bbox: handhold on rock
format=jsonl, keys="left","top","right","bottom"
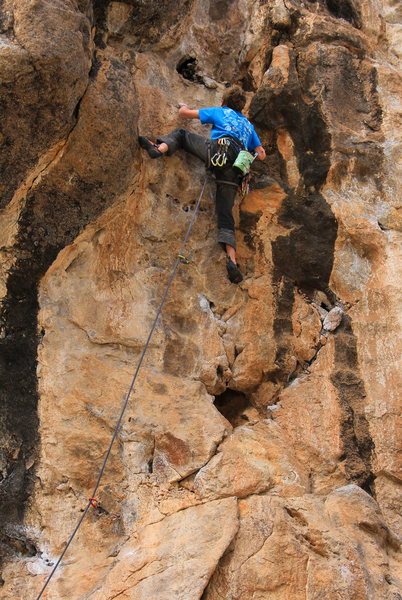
{"left": 323, "top": 306, "right": 343, "bottom": 332}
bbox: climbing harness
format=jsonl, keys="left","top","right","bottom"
{"left": 210, "top": 136, "right": 255, "bottom": 194}
{"left": 215, "top": 173, "right": 252, "bottom": 200}
{"left": 34, "top": 175, "right": 211, "bottom": 600}
{"left": 215, "top": 179, "right": 239, "bottom": 187}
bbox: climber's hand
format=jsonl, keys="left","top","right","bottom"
{"left": 255, "top": 145, "right": 266, "bottom": 160}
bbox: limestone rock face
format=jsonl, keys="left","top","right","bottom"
{"left": 204, "top": 487, "right": 400, "bottom": 600}
{"left": 0, "top": 0, "right": 401, "bottom": 599}
{"left": 92, "top": 498, "right": 239, "bottom": 600}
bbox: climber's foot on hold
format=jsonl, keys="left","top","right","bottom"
{"left": 226, "top": 258, "right": 243, "bottom": 284}
{"left": 138, "top": 136, "right": 162, "bottom": 158}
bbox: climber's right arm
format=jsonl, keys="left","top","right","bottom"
{"left": 178, "top": 103, "right": 200, "bottom": 119}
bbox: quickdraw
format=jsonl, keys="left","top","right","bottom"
{"left": 210, "top": 137, "right": 231, "bottom": 167}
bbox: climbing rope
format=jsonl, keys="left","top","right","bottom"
{"left": 34, "top": 174, "right": 210, "bottom": 600}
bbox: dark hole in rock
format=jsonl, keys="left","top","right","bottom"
{"left": 360, "top": 473, "right": 376, "bottom": 498}
{"left": 176, "top": 56, "right": 203, "bottom": 84}
{"left": 147, "top": 459, "right": 153, "bottom": 474}
{"left": 239, "top": 71, "right": 256, "bottom": 92}
{"left": 4, "top": 534, "right": 37, "bottom": 557}
{"left": 325, "top": 0, "right": 361, "bottom": 27}
{"left": 214, "top": 389, "right": 252, "bottom": 427}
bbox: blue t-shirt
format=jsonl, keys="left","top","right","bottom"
{"left": 199, "top": 106, "right": 261, "bottom": 152}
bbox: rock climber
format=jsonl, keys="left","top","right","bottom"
{"left": 138, "top": 85, "right": 266, "bottom": 283}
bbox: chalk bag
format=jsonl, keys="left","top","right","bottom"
{"left": 233, "top": 150, "right": 256, "bottom": 174}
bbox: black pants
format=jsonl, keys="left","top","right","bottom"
{"left": 158, "top": 128, "right": 242, "bottom": 249}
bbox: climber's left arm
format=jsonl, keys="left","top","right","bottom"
{"left": 178, "top": 103, "right": 200, "bottom": 119}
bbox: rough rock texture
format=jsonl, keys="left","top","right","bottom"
{"left": 0, "top": 0, "right": 401, "bottom": 598}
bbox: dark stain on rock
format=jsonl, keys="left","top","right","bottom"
{"left": 0, "top": 177, "right": 114, "bottom": 563}
{"left": 157, "top": 432, "right": 191, "bottom": 467}
{"left": 250, "top": 49, "right": 337, "bottom": 286}
{"left": 272, "top": 278, "right": 295, "bottom": 377}
{"left": 94, "top": 0, "right": 194, "bottom": 50}
{"left": 151, "top": 382, "right": 168, "bottom": 395}
{"left": 163, "top": 336, "right": 198, "bottom": 377}
{"left": 331, "top": 316, "right": 375, "bottom": 493}
{"left": 209, "top": 0, "right": 236, "bottom": 22}
{"left": 0, "top": 52, "right": 140, "bottom": 562}
{"left": 239, "top": 210, "right": 261, "bottom": 250}
{"left": 168, "top": 314, "right": 198, "bottom": 335}
{"left": 272, "top": 191, "right": 338, "bottom": 290}
{"left": 0, "top": 5, "right": 92, "bottom": 209}
{"left": 248, "top": 48, "right": 337, "bottom": 384}
{"left": 93, "top": 0, "right": 111, "bottom": 48}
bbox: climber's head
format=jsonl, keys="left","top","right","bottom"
{"left": 221, "top": 85, "right": 246, "bottom": 113}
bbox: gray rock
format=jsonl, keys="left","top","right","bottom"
{"left": 323, "top": 306, "right": 344, "bottom": 332}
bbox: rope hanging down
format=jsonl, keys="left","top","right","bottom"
{"left": 35, "top": 175, "right": 210, "bottom": 600}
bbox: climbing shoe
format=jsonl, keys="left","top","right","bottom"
{"left": 138, "top": 136, "right": 163, "bottom": 158}
{"left": 226, "top": 258, "right": 243, "bottom": 284}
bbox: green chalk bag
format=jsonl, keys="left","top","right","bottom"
{"left": 233, "top": 150, "right": 256, "bottom": 175}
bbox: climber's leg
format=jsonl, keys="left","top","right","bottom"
{"left": 156, "top": 129, "right": 209, "bottom": 162}
{"left": 215, "top": 180, "right": 237, "bottom": 252}
{"left": 226, "top": 244, "right": 236, "bottom": 263}
{"left": 139, "top": 129, "right": 209, "bottom": 162}
{"left": 157, "top": 128, "right": 208, "bottom": 162}
{"left": 226, "top": 256, "right": 243, "bottom": 284}
{"left": 215, "top": 178, "right": 243, "bottom": 283}
{"left": 138, "top": 136, "right": 165, "bottom": 158}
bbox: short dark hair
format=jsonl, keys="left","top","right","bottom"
{"left": 222, "top": 86, "right": 246, "bottom": 112}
